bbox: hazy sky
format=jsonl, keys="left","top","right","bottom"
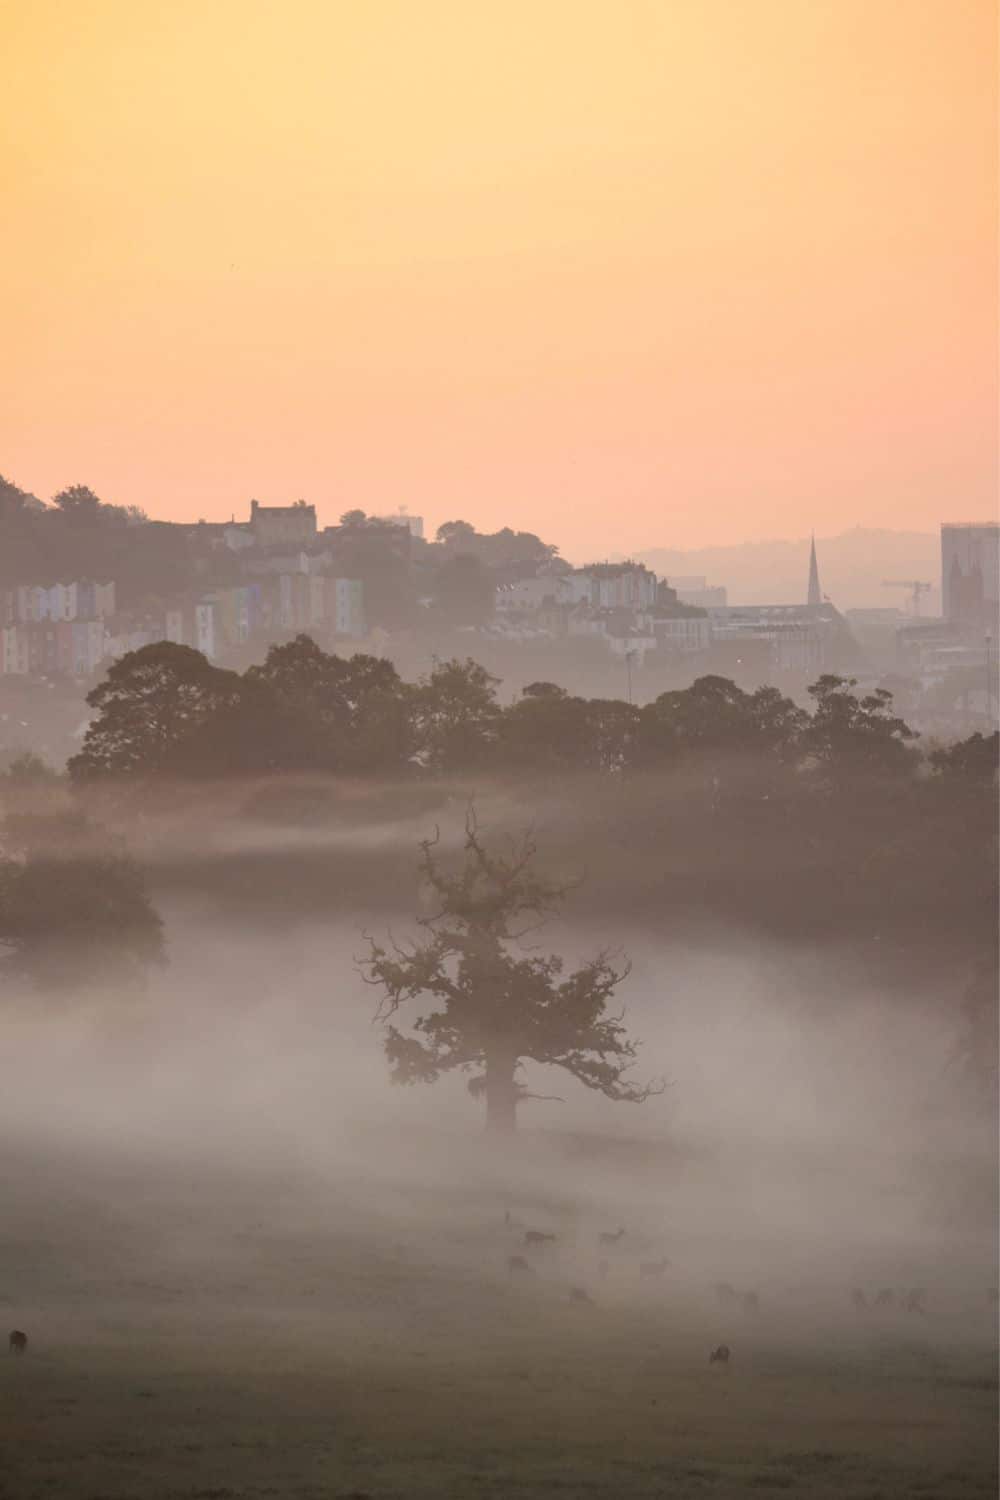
{"left": 2, "top": 0, "right": 996, "bottom": 556}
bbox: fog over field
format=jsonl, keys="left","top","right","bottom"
{"left": 1, "top": 778, "right": 995, "bottom": 1498}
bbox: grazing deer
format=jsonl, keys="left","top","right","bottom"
{"left": 874, "top": 1288, "right": 895, "bottom": 1308}
{"left": 507, "top": 1254, "right": 533, "bottom": 1275}
{"left": 709, "top": 1344, "right": 730, "bottom": 1365}
{"left": 903, "top": 1287, "right": 926, "bottom": 1315}
{"left": 742, "top": 1291, "right": 759, "bottom": 1313}
{"left": 569, "top": 1285, "right": 593, "bottom": 1304}
{"left": 639, "top": 1258, "right": 670, "bottom": 1278}
{"left": 8, "top": 1331, "right": 27, "bottom": 1355}
{"left": 524, "top": 1230, "right": 556, "bottom": 1248}
{"left": 599, "top": 1228, "right": 626, "bottom": 1247}
{"left": 851, "top": 1288, "right": 868, "bottom": 1312}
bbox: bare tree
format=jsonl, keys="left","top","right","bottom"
{"left": 361, "top": 811, "right": 662, "bottom": 1133}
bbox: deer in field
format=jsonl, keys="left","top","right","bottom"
{"left": 639, "top": 1257, "right": 670, "bottom": 1278}
{"left": 8, "top": 1331, "right": 27, "bottom": 1355}
{"left": 851, "top": 1288, "right": 868, "bottom": 1312}
{"left": 903, "top": 1287, "right": 926, "bottom": 1315}
{"left": 709, "top": 1344, "right": 730, "bottom": 1365}
{"left": 599, "top": 1228, "right": 626, "bottom": 1247}
{"left": 524, "top": 1230, "right": 557, "bottom": 1248}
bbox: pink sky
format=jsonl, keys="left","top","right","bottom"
{"left": 2, "top": 0, "right": 996, "bottom": 556}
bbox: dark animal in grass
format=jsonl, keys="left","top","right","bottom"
{"left": 639, "top": 1258, "right": 670, "bottom": 1278}
{"left": 903, "top": 1287, "right": 926, "bottom": 1314}
{"left": 709, "top": 1344, "right": 730, "bottom": 1365}
{"left": 599, "top": 1228, "right": 626, "bottom": 1246}
{"left": 524, "top": 1230, "right": 556, "bottom": 1248}
{"left": 8, "top": 1331, "right": 27, "bottom": 1355}
{"left": 851, "top": 1288, "right": 868, "bottom": 1312}
{"left": 569, "top": 1285, "right": 593, "bottom": 1304}
{"left": 507, "top": 1255, "right": 534, "bottom": 1275}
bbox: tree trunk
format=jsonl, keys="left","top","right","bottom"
{"left": 484, "top": 1050, "right": 518, "bottom": 1134}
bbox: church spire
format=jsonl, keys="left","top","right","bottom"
{"left": 807, "top": 533, "right": 822, "bottom": 607}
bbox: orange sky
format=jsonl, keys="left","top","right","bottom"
{"left": 1, "top": 0, "right": 996, "bottom": 556}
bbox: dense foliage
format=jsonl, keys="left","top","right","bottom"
{"left": 362, "top": 814, "right": 662, "bottom": 1131}
{"left": 69, "top": 635, "right": 986, "bottom": 787}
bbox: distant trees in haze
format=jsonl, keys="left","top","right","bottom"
{"left": 0, "top": 793, "right": 164, "bottom": 993}
{"left": 62, "top": 639, "right": 996, "bottom": 1012}
{"left": 68, "top": 643, "right": 242, "bottom": 779}
{"left": 362, "top": 813, "right": 661, "bottom": 1132}
{"left": 68, "top": 635, "right": 994, "bottom": 791}
{"left": 0, "top": 474, "right": 192, "bottom": 602}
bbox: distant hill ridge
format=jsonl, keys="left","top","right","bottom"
{"left": 633, "top": 527, "right": 941, "bottom": 612}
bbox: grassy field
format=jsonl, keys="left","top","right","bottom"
{"left": 0, "top": 1135, "right": 995, "bottom": 1500}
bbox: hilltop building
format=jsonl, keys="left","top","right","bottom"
{"left": 249, "top": 499, "right": 317, "bottom": 548}
{"left": 375, "top": 508, "right": 424, "bottom": 539}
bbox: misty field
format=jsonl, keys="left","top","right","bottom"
{"left": 0, "top": 780, "right": 996, "bottom": 1498}
{"left": 1, "top": 1124, "right": 995, "bottom": 1500}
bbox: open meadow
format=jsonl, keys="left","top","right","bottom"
{"left": 1, "top": 1117, "right": 995, "bottom": 1500}
{"left": 0, "top": 781, "right": 996, "bottom": 1498}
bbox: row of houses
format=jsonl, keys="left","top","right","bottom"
{"left": 0, "top": 574, "right": 366, "bottom": 680}
{"left": 2, "top": 581, "right": 117, "bottom": 625}
{"left": 164, "top": 576, "right": 364, "bottom": 658}
{"left": 494, "top": 559, "right": 852, "bottom": 677}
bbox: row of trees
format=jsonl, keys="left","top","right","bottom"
{"left": 67, "top": 635, "right": 998, "bottom": 785}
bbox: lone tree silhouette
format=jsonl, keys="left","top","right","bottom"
{"left": 361, "top": 811, "right": 662, "bottom": 1133}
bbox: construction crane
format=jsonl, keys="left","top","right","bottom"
{"left": 882, "top": 579, "right": 933, "bottom": 616}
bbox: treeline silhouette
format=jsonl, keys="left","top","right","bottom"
{"left": 67, "top": 634, "right": 998, "bottom": 784}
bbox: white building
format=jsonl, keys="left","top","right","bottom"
{"left": 0, "top": 626, "right": 29, "bottom": 675}
{"left": 644, "top": 615, "right": 712, "bottom": 653}
{"left": 47, "top": 582, "right": 79, "bottom": 620}
{"left": 70, "top": 620, "right": 105, "bottom": 676}
{"left": 195, "top": 601, "right": 217, "bottom": 659}
{"left": 330, "top": 577, "right": 365, "bottom": 637}
{"left": 565, "top": 562, "right": 659, "bottom": 611}
{"left": 495, "top": 577, "right": 567, "bottom": 613}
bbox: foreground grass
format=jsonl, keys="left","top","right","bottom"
{"left": 0, "top": 1141, "right": 995, "bottom": 1500}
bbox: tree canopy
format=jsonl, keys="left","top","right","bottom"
{"left": 361, "top": 813, "right": 661, "bottom": 1131}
